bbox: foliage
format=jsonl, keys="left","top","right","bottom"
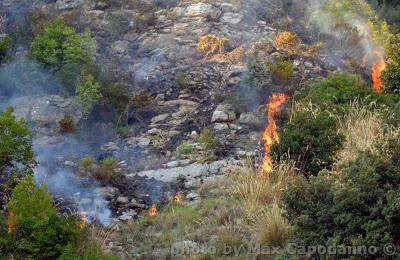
{"left": 59, "top": 114, "right": 77, "bottom": 134}
{"left": 0, "top": 36, "right": 12, "bottom": 62}
{"left": 177, "top": 141, "right": 195, "bottom": 155}
{"left": 76, "top": 72, "right": 102, "bottom": 116}
{"left": 274, "top": 31, "right": 301, "bottom": 55}
{"left": 32, "top": 20, "right": 97, "bottom": 92}
{"left": 283, "top": 138, "right": 400, "bottom": 258}
{"left": 197, "top": 34, "right": 228, "bottom": 56}
{"left": 199, "top": 127, "right": 217, "bottom": 151}
{"left": 78, "top": 156, "right": 96, "bottom": 175}
{"left": 298, "top": 73, "right": 400, "bottom": 121}
{"left": 245, "top": 59, "right": 271, "bottom": 90}
{"left": 102, "top": 83, "right": 131, "bottom": 115}
{"left": 272, "top": 111, "right": 345, "bottom": 176}
{"left": 269, "top": 57, "right": 293, "bottom": 86}
{"left": 1, "top": 176, "right": 81, "bottom": 259}
{"left": 95, "top": 157, "right": 120, "bottom": 183}
{"left": 0, "top": 108, "right": 36, "bottom": 174}
{"left": 176, "top": 73, "right": 191, "bottom": 88}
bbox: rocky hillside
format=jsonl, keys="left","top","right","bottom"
{"left": 2, "top": 0, "right": 395, "bottom": 258}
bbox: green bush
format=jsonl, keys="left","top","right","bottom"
{"left": 299, "top": 73, "right": 400, "bottom": 122}
{"left": 177, "top": 141, "right": 195, "bottom": 155}
{"left": 199, "top": 127, "right": 217, "bottom": 151}
{"left": 269, "top": 57, "right": 293, "bottom": 86}
{"left": 76, "top": 72, "right": 102, "bottom": 116}
{"left": 245, "top": 59, "right": 271, "bottom": 90}
{"left": 0, "top": 108, "right": 36, "bottom": 175}
{"left": 95, "top": 157, "right": 120, "bottom": 183}
{"left": 0, "top": 36, "right": 12, "bottom": 62}
{"left": 0, "top": 176, "right": 81, "bottom": 259}
{"left": 32, "top": 20, "right": 97, "bottom": 92}
{"left": 78, "top": 156, "right": 96, "bottom": 175}
{"left": 283, "top": 138, "right": 400, "bottom": 258}
{"left": 272, "top": 111, "right": 345, "bottom": 176}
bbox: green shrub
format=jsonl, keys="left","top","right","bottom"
{"left": 283, "top": 138, "right": 400, "bottom": 258}
{"left": 0, "top": 108, "right": 36, "bottom": 175}
{"left": 176, "top": 73, "right": 191, "bottom": 88}
{"left": 245, "top": 59, "right": 271, "bottom": 90}
{"left": 177, "top": 141, "right": 195, "bottom": 155}
{"left": 199, "top": 127, "right": 217, "bottom": 151}
{"left": 272, "top": 111, "right": 345, "bottom": 176}
{"left": 0, "top": 36, "right": 12, "bottom": 61}
{"left": 95, "top": 157, "right": 120, "bottom": 183}
{"left": 269, "top": 57, "right": 293, "bottom": 86}
{"left": 299, "top": 73, "right": 400, "bottom": 122}
{"left": 76, "top": 72, "right": 102, "bottom": 116}
{"left": 78, "top": 156, "right": 96, "bottom": 175}
{"left": 59, "top": 114, "right": 77, "bottom": 134}
{"left": 32, "top": 20, "right": 97, "bottom": 92}
{"left": 102, "top": 83, "right": 130, "bottom": 114}
{"left": 1, "top": 176, "right": 81, "bottom": 259}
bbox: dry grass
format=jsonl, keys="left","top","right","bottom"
{"left": 229, "top": 161, "right": 297, "bottom": 219}
{"left": 249, "top": 203, "right": 291, "bottom": 247}
{"left": 336, "top": 101, "right": 398, "bottom": 164}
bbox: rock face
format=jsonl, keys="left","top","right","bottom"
{"left": 8, "top": 95, "right": 83, "bottom": 135}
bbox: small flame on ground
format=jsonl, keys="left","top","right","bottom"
{"left": 8, "top": 210, "right": 15, "bottom": 234}
{"left": 80, "top": 211, "right": 87, "bottom": 229}
{"left": 174, "top": 192, "right": 183, "bottom": 204}
{"left": 262, "top": 93, "right": 290, "bottom": 173}
{"left": 149, "top": 203, "right": 157, "bottom": 217}
{"left": 371, "top": 50, "right": 386, "bottom": 93}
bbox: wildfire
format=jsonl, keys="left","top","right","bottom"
{"left": 149, "top": 203, "right": 157, "bottom": 217}
{"left": 174, "top": 192, "right": 183, "bottom": 204}
{"left": 262, "top": 93, "right": 290, "bottom": 173}
{"left": 371, "top": 50, "right": 386, "bottom": 93}
{"left": 8, "top": 210, "right": 15, "bottom": 234}
{"left": 80, "top": 211, "right": 87, "bottom": 229}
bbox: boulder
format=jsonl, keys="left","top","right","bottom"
{"left": 185, "top": 3, "right": 221, "bottom": 20}
{"left": 239, "top": 112, "right": 262, "bottom": 128}
{"left": 211, "top": 104, "right": 236, "bottom": 123}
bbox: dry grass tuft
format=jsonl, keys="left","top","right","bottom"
{"left": 336, "top": 101, "right": 398, "bottom": 164}
{"left": 249, "top": 203, "right": 291, "bottom": 247}
{"left": 229, "top": 161, "right": 297, "bottom": 219}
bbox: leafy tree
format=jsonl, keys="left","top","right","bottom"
{"left": 272, "top": 111, "right": 345, "bottom": 176}
{"left": 76, "top": 72, "right": 102, "bottom": 116}
{"left": 1, "top": 176, "right": 81, "bottom": 259}
{"left": 0, "top": 36, "right": 12, "bottom": 62}
{"left": 0, "top": 108, "right": 36, "bottom": 175}
{"left": 32, "top": 20, "right": 97, "bottom": 93}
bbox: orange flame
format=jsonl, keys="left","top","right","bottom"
{"left": 8, "top": 210, "right": 15, "bottom": 234}
{"left": 371, "top": 50, "right": 386, "bottom": 93}
{"left": 174, "top": 192, "right": 183, "bottom": 204}
{"left": 80, "top": 211, "right": 87, "bottom": 229}
{"left": 262, "top": 93, "right": 290, "bottom": 173}
{"left": 149, "top": 203, "right": 157, "bottom": 217}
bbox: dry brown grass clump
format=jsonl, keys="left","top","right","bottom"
{"left": 229, "top": 161, "right": 297, "bottom": 219}
{"left": 336, "top": 101, "right": 398, "bottom": 164}
{"left": 249, "top": 203, "right": 291, "bottom": 247}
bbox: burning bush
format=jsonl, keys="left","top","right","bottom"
{"left": 1, "top": 176, "right": 81, "bottom": 258}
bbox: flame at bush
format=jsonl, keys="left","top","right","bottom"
{"left": 8, "top": 210, "right": 15, "bottom": 234}
{"left": 149, "top": 203, "right": 157, "bottom": 217}
{"left": 371, "top": 50, "right": 386, "bottom": 93}
{"left": 262, "top": 94, "right": 290, "bottom": 173}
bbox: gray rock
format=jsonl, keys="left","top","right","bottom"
{"left": 151, "top": 113, "right": 170, "bottom": 124}
{"left": 171, "top": 240, "right": 199, "bottom": 255}
{"left": 119, "top": 209, "right": 137, "bottom": 221}
{"left": 211, "top": 104, "right": 236, "bottom": 123}
{"left": 116, "top": 196, "right": 129, "bottom": 204}
{"left": 239, "top": 112, "right": 262, "bottom": 127}
{"left": 214, "top": 123, "right": 229, "bottom": 131}
{"left": 185, "top": 3, "right": 221, "bottom": 20}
